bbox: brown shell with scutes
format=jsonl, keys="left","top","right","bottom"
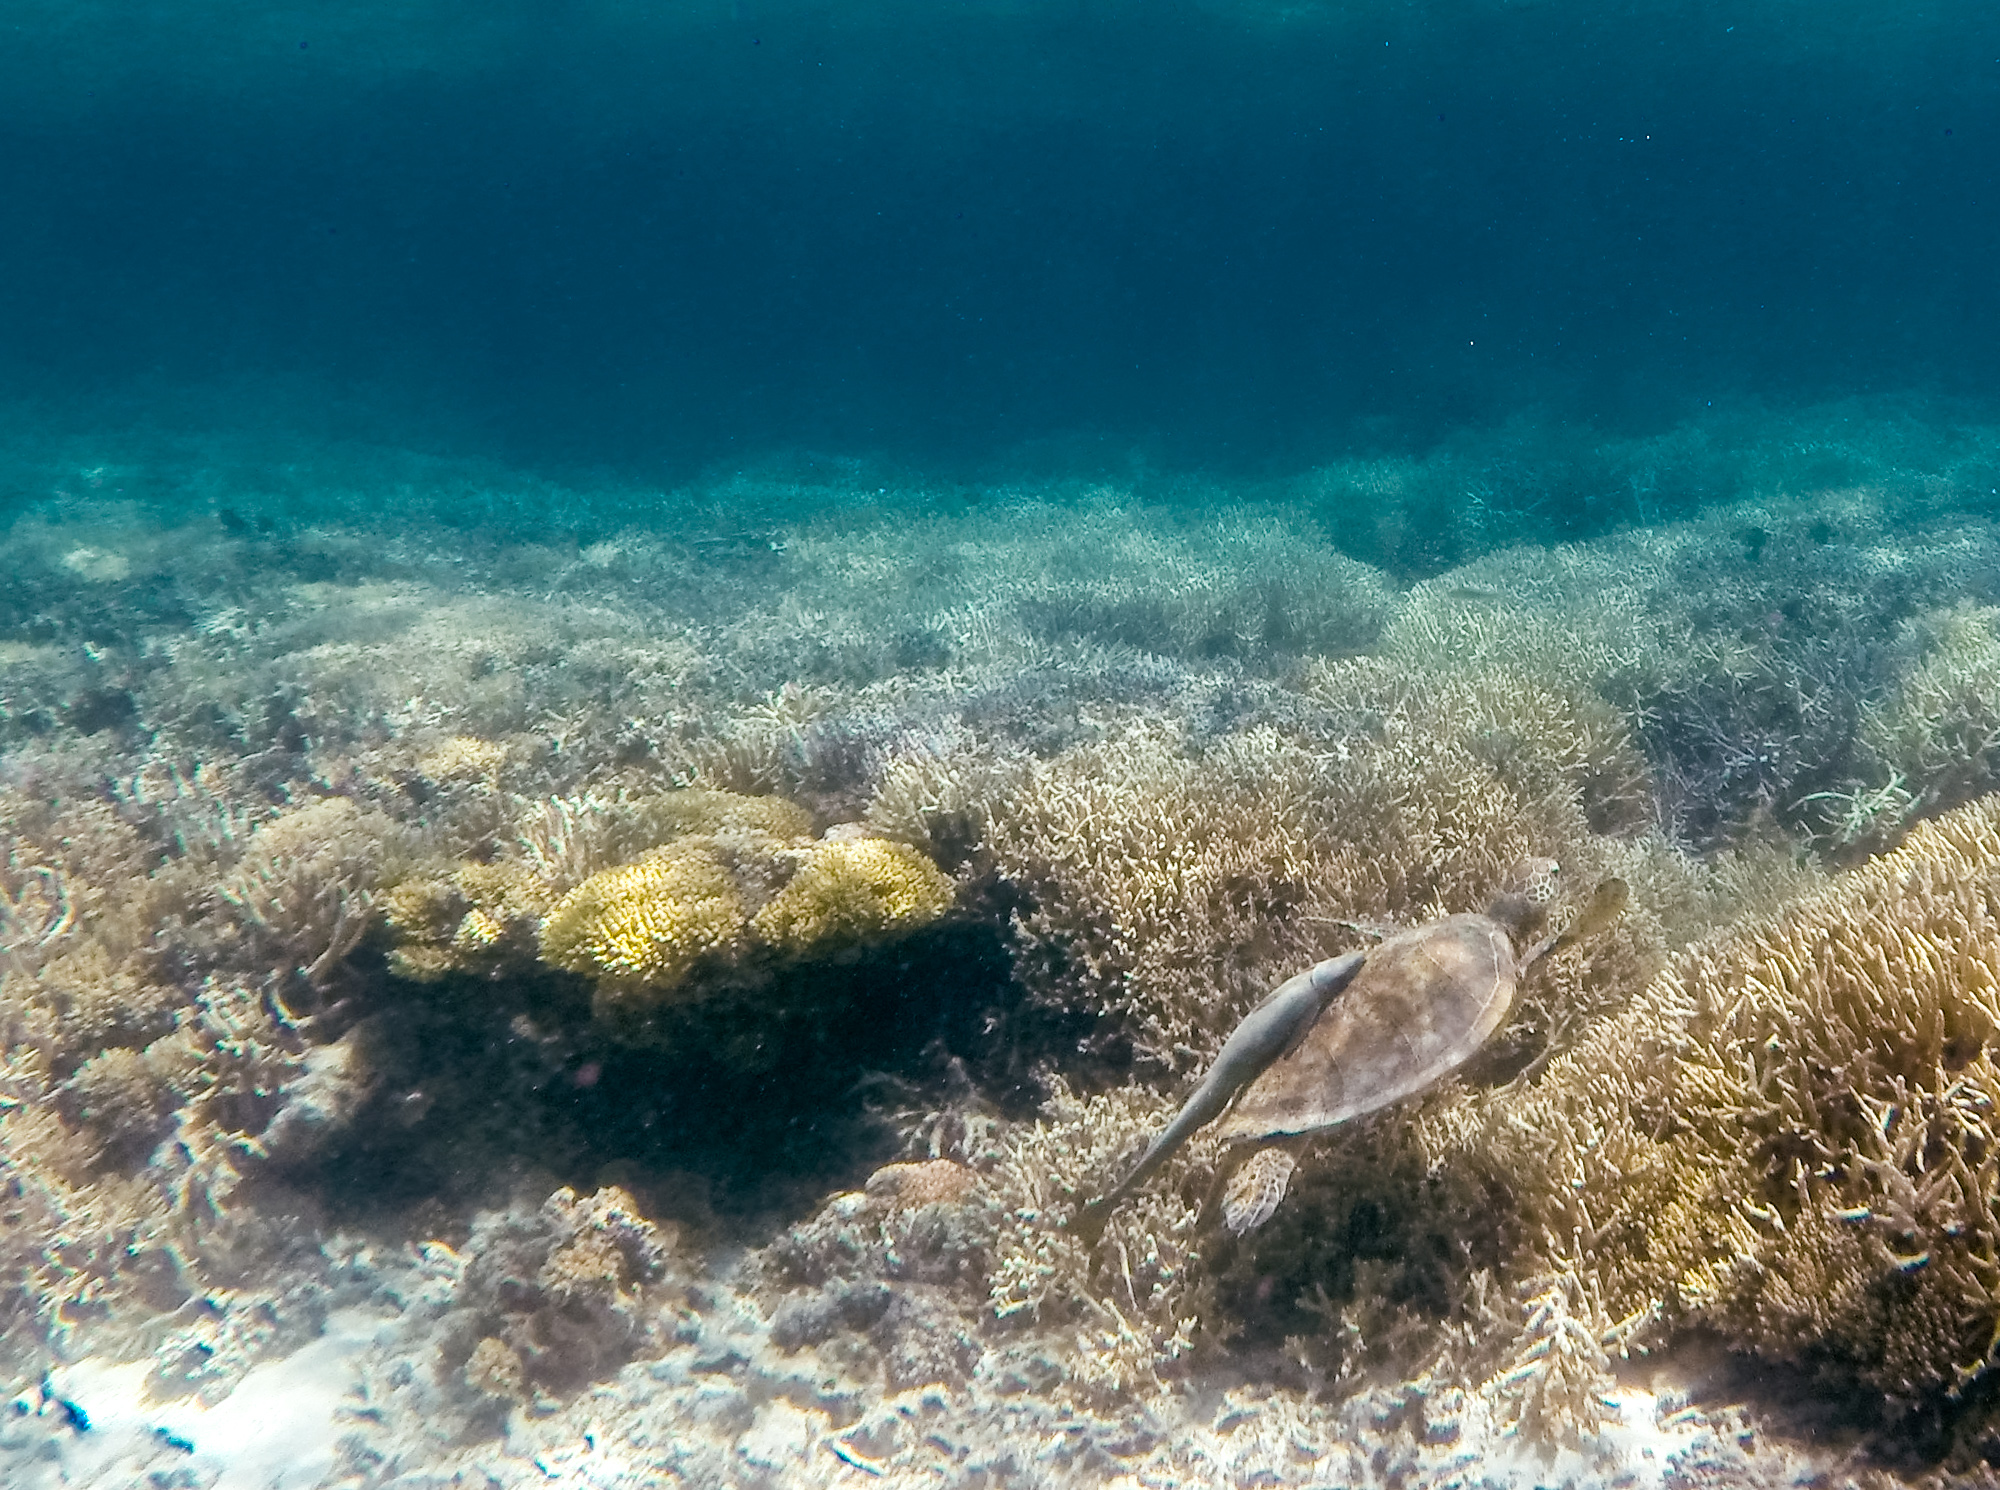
{"left": 1213, "top": 911, "right": 1519, "bottom": 1145}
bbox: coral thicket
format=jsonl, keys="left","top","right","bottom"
{"left": 381, "top": 783, "right": 953, "bottom": 1025}
{"left": 751, "top": 836, "right": 956, "bottom": 955}
{"left": 1445, "top": 791, "right": 2000, "bottom": 1401}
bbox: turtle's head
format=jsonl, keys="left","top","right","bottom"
{"left": 1486, "top": 857, "right": 1561, "bottom": 942}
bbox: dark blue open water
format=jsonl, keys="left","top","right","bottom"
{"left": 4, "top": 0, "right": 1995, "bottom": 485}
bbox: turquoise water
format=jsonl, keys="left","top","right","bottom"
{"left": 6, "top": 5, "right": 2000, "bottom": 1486}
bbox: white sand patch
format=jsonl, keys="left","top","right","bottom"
{"left": 1443, "top": 1383, "right": 1719, "bottom": 1490}
{"left": 59, "top": 546, "right": 130, "bottom": 582}
{"left": 24, "top": 1308, "right": 398, "bottom": 1490}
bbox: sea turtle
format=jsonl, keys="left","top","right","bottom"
{"left": 1211, "top": 862, "right": 1627, "bottom": 1233}
{"left": 1073, "top": 859, "right": 1627, "bottom": 1242}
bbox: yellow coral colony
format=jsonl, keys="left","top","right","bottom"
{"left": 751, "top": 837, "right": 956, "bottom": 954}
{"left": 539, "top": 840, "right": 748, "bottom": 993}
{"left": 389, "top": 785, "right": 954, "bottom": 1023}
{"left": 1453, "top": 791, "right": 2000, "bottom": 1399}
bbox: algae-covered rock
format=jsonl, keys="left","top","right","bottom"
{"left": 445, "top": 1185, "right": 681, "bottom": 1398}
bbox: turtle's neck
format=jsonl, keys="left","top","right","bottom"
{"left": 1484, "top": 891, "right": 1547, "bottom": 945}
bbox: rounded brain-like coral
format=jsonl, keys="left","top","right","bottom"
{"left": 538, "top": 839, "right": 748, "bottom": 992}
{"left": 864, "top": 1158, "right": 980, "bottom": 1211}
{"left": 751, "top": 837, "right": 955, "bottom": 955}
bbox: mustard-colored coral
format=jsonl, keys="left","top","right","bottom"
{"left": 383, "top": 788, "right": 816, "bottom": 984}
{"left": 750, "top": 837, "right": 955, "bottom": 955}
{"left": 383, "top": 861, "right": 555, "bottom": 980}
{"left": 538, "top": 839, "right": 748, "bottom": 992}
{"left": 385, "top": 791, "right": 954, "bottom": 1022}
{"left": 627, "top": 787, "right": 813, "bottom": 844}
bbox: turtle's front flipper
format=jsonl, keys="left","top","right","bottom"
{"left": 1070, "top": 951, "right": 1363, "bottom": 1244}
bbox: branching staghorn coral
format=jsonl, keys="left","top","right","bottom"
{"left": 737, "top": 497, "right": 1391, "bottom": 690}
{"left": 0, "top": 1107, "right": 180, "bottom": 1367}
{"left": 0, "top": 754, "right": 391, "bottom": 1379}
{"left": 981, "top": 1080, "right": 1212, "bottom": 1403}
{"left": 1482, "top": 1262, "right": 1622, "bottom": 1451}
{"left": 1399, "top": 790, "right": 2000, "bottom": 1415}
{"left": 983, "top": 669, "right": 1656, "bottom": 1078}
{"left": 0, "top": 862, "right": 75, "bottom": 978}
{"left": 513, "top": 792, "right": 621, "bottom": 893}
{"left": 1371, "top": 500, "right": 2000, "bottom": 856}
{"left": 106, "top": 757, "right": 275, "bottom": 867}
{"left": 0, "top": 1022, "right": 320, "bottom": 1385}
{"left": 862, "top": 744, "right": 1013, "bottom": 865}
{"left": 1862, "top": 603, "right": 2000, "bottom": 829}
{"left": 214, "top": 796, "right": 403, "bottom": 1008}
{"left": 1303, "top": 652, "right": 1655, "bottom": 839}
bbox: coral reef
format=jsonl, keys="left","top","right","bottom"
{"left": 11, "top": 409, "right": 2000, "bottom": 1483}
{"left": 1117, "top": 789, "right": 2000, "bottom": 1453}
{"left": 946, "top": 786, "right": 2000, "bottom": 1455}
{"left": 982, "top": 673, "right": 1660, "bottom": 1087}
{"left": 1445, "top": 792, "right": 2000, "bottom": 1401}
{"left": 980, "top": 1081, "right": 1213, "bottom": 1402}
{"left": 383, "top": 782, "right": 955, "bottom": 1032}
{"left": 540, "top": 839, "right": 750, "bottom": 995}
{"left": 1862, "top": 603, "right": 2000, "bottom": 832}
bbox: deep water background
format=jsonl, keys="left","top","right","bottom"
{"left": 2, "top": 0, "right": 1997, "bottom": 484}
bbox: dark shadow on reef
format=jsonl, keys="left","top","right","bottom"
{"left": 295, "top": 919, "right": 1058, "bottom": 1234}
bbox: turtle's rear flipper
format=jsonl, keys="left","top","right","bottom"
{"left": 1220, "top": 1147, "right": 1298, "bottom": 1236}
